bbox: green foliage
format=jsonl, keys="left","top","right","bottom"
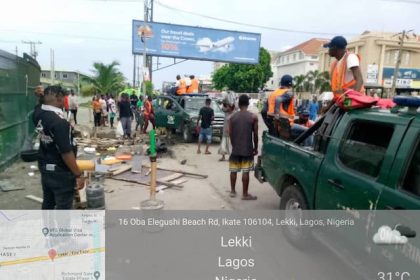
{"left": 80, "top": 84, "right": 97, "bottom": 97}
{"left": 140, "top": 81, "right": 154, "bottom": 97}
{"left": 84, "top": 61, "right": 126, "bottom": 94}
{"left": 293, "top": 70, "right": 331, "bottom": 93}
{"left": 212, "top": 48, "right": 273, "bottom": 93}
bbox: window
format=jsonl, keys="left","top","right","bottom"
{"left": 338, "top": 121, "right": 394, "bottom": 177}
{"left": 299, "top": 52, "right": 304, "bottom": 60}
{"left": 404, "top": 51, "right": 410, "bottom": 66}
{"left": 393, "top": 50, "right": 399, "bottom": 64}
{"left": 311, "top": 55, "right": 318, "bottom": 59}
{"left": 41, "top": 73, "right": 47, "bottom": 78}
{"left": 385, "top": 51, "right": 391, "bottom": 65}
{"left": 293, "top": 53, "right": 296, "bottom": 61}
{"left": 62, "top": 73, "right": 68, "bottom": 79}
{"left": 402, "top": 139, "right": 420, "bottom": 197}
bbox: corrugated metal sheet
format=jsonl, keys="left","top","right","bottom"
{"left": 0, "top": 50, "right": 40, "bottom": 170}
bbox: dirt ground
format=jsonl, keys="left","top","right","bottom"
{"left": 0, "top": 106, "right": 279, "bottom": 210}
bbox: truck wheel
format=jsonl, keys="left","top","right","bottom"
{"left": 279, "top": 184, "right": 310, "bottom": 249}
{"left": 182, "top": 124, "right": 193, "bottom": 143}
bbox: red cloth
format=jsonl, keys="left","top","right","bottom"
{"left": 374, "top": 98, "right": 396, "bottom": 109}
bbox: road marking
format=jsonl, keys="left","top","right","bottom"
{"left": 0, "top": 247, "right": 105, "bottom": 267}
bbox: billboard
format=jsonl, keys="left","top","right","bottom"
{"left": 132, "top": 20, "right": 261, "bottom": 64}
{"left": 383, "top": 67, "right": 420, "bottom": 89}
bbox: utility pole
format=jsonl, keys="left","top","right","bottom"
{"left": 22, "top": 40, "right": 42, "bottom": 59}
{"left": 390, "top": 29, "right": 416, "bottom": 96}
{"left": 142, "top": 0, "right": 149, "bottom": 97}
{"left": 50, "top": 49, "right": 55, "bottom": 85}
{"left": 133, "top": 55, "right": 137, "bottom": 87}
{"left": 144, "top": 0, "right": 154, "bottom": 82}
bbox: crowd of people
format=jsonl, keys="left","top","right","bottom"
{"left": 90, "top": 92, "right": 155, "bottom": 139}
{"left": 29, "top": 34, "right": 366, "bottom": 209}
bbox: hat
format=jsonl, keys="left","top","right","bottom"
{"left": 324, "top": 36, "right": 347, "bottom": 49}
{"left": 299, "top": 109, "right": 310, "bottom": 116}
{"left": 280, "top": 75, "right": 293, "bottom": 87}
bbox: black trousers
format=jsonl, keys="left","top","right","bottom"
{"left": 94, "top": 112, "right": 101, "bottom": 127}
{"left": 70, "top": 109, "right": 77, "bottom": 124}
{"left": 261, "top": 111, "right": 277, "bottom": 136}
{"left": 40, "top": 169, "right": 75, "bottom": 209}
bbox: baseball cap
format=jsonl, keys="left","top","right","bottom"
{"left": 323, "top": 36, "right": 347, "bottom": 49}
{"left": 280, "top": 74, "right": 293, "bottom": 87}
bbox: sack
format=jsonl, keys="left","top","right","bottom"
{"left": 116, "top": 121, "right": 124, "bottom": 137}
{"left": 336, "top": 89, "right": 377, "bottom": 111}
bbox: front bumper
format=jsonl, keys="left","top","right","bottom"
{"left": 254, "top": 156, "right": 265, "bottom": 183}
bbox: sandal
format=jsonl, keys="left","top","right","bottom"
{"left": 229, "top": 192, "right": 237, "bottom": 198}
{"left": 242, "top": 194, "right": 257, "bottom": 200}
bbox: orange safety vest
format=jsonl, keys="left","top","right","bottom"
{"left": 279, "top": 97, "right": 295, "bottom": 125}
{"left": 176, "top": 79, "right": 187, "bottom": 94}
{"left": 187, "top": 79, "right": 199, "bottom": 93}
{"left": 330, "top": 52, "right": 365, "bottom": 101}
{"left": 267, "top": 88, "right": 288, "bottom": 115}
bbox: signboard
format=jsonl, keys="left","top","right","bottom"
{"left": 382, "top": 67, "right": 420, "bottom": 88}
{"left": 366, "top": 64, "right": 378, "bottom": 84}
{"left": 132, "top": 20, "right": 261, "bottom": 64}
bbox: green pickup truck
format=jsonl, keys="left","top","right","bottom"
{"left": 256, "top": 97, "right": 420, "bottom": 278}
{"left": 256, "top": 96, "right": 420, "bottom": 210}
{"left": 154, "top": 94, "right": 225, "bottom": 142}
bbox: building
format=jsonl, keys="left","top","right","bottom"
{"left": 319, "top": 31, "right": 420, "bottom": 96}
{"left": 267, "top": 38, "right": 329, "bottom": 90}
{"left": 40, "top": 69, "right": 89, "bottom": 93}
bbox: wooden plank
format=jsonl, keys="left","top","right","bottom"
{"left": 142, "top": 164, "right": 208, "bottom": 178}
{"left": 112, "top": 165, "right": 132, "bottom": 176}
{"left": 26, "top": 195, "right": 43, "bottom": 204}
{"left": 159, "top": 173, "right": 183, "bottom": 182}
{"left": 171, "top": 178, "right": 188, "bottom": 185}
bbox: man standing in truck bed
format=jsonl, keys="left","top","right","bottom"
{"left": 229, "top": 94, "right": 259, "bottom": 200}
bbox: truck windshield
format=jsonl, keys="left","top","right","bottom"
{"left": 185, "top": 99, "right": 222, "bottom": 113}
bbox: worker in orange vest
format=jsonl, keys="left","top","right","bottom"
{"left": 323, "top": 36, "right": 365, "bottom": 112}
{"left": 175, "top": 75, "right": 187, "bottom": 95}
{"left": 262, "top": 75, "right": 293, "bottom": 136}
{"left": 187, "top": 75, "right": 199, "bottom": 93}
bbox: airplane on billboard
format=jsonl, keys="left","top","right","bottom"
{"left": 196, "top": 36, "right": 235, "bottom": 53}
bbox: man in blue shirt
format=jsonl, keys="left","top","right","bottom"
{"left": 309, "top": 96, "right": 319, "bottom": 121}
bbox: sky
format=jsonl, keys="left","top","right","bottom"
{"left": 0, "top": 0, "right": 419, "bottom": 90}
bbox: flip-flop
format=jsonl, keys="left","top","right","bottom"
{"left": 205, "top": 151, "right": 211, "bottom": 155}
{"left": 242, "top": 194, "right": 257, "bottom": 200}
{"left": 229, "top": 192, "right": 237, "bottom": 198}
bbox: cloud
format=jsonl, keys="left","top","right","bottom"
{"left": 373, "top": 225, "right": 408, "bottom": 245}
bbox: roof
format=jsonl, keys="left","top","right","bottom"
{"left": 285, "top": 38, "right": 329, "bottom": 55}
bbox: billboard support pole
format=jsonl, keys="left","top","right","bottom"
{"left": 142, "top": 0, "right": 149, "bottom": 96}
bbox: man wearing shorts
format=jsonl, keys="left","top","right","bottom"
{"left": 196, "top": 98, "right": 214, "bottom": 154}
{"left": 229, "top": 95, "right": 259, "bottom": 200}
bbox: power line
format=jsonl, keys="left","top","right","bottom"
{"left": 380, "top": 0, "right": 420, "bottom": 4}
{"left": 0, "top": 29, "right": 129, "bottom": 42}
{"left": 155, "top": 0, "right": 357, "bottom": 36}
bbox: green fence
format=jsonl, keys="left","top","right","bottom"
{"left": 0, "top": 51, "right": 40, "bottom": 170}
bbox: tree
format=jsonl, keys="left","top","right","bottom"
{"left": 84, "top": 61, "right": 126, "bottom": 94}
{"left": 212, "top": 48, "right": 273, "bottom": 93}
{"left": 293, "top": 70, "right": 331, "bottom": 94}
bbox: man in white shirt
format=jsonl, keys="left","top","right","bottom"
{"left": 68, "top": 90, "right": 79, "bottom": 124}
{"left": 323, "top": 36, "right": 364, "bottom": 111}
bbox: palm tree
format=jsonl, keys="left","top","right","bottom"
{"left": 293, "top": 74, "right": 306, "bottom": 92}
{"left": 305, "top": 70, "right": 331, "bottom": 94}
{"left": 85, "top": 61, "right": 125, "bottom": 94}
